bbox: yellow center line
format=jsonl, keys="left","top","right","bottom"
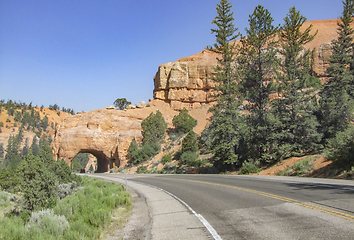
{"left": 171, "top": 178, "right": 354, "bottom": 222}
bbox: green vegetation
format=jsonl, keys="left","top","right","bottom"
{"left": 71, "top": 153, "right": 90, "bottom": 172}
{"left": 182, "top": 131, "right": 198, "bottom": 153}
{"left": 0, "top": 177, "right": 131, "bottom": 240}
{"left": 141, "top": 111, "right": 167, "bottom": 144}
{"left": 128, "top": 111, "right": 167, "bottom": 166}
{"left": 319, "top": 0, "right": 354, "bottom": 167}
{"left": 172, "top": 108, "right": 197, "bottom": 134}
{"left": 198, "top": 0, "right": 354, "bottom": 174}
{"left": 277, "top": 157, "right": 315, "bottom": 176}
{"left": 113, "top": 98, "right": 131, "bottom": 110}
{"left": 202, "top": 0, "right": 245, "bottom": 169}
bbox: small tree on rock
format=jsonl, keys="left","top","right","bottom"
{"left": 114, "top": 98, "right": 131, "bottom": 110}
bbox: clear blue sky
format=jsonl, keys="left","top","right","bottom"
{"left": 0, "top": 0, "right": 342, "bottom": 112}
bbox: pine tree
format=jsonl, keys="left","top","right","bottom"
{"left": 270, "top": 6, "right": 322, "bottom": 161}
{"left": 320, "top": 0, "right": 354, "bottom": 165}
{"left": 202, "top": 0, "right": 245, "bottom": 167}
{"left": 320, "top": 0, "right": 354, "bottom": 139}
{"left": 141, "top": 111, "right": 167, "bottom": 144}
{"left": 182, "top": 131, "right": 198, "bottom": 153}
{"left": 238, "top": 5, "right": 278, "bottom": 163}
{"left": 172, "top": 108, "right": 197, "bottom": 134}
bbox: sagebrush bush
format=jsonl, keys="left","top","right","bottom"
{"left": 56, "top": 181, "right": 81, "bottom": 200}
{"left": 26, "top": 209, "right": 69, "bottom": 238}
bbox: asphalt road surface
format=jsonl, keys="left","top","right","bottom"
{"left": 95, "top": 174, "right": 354, "bottom": 239}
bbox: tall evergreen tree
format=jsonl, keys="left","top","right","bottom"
{"left": 270, "top": 6, "right": 322, "bottom": 161}
{"left": 238, "top": 5, "right": 278, "bottom": 163}
{"left": 320, "top": 0, "right": 354, "bottom": 139}
{"left": 320, "top": 0, "right": 354, "bottom": 165}
{"left": 202, "top": 0, "right": 245, "bottom": 167}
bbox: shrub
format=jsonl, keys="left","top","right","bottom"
{"left": 277, "top": 157, "right": 315, "bottom": 176}
{"left": 172, "top": 108, "right": 197, "bottom": 134}
{"left": 182, "top": 131, "right": 198, "bottom": 153}
{"left": 17, "top": 153, "right": 57, "bottom": 211}
{"left": 240, "top": 160, "right": 259, "bottom": 175}
{"left": 26, "top": 209, "right": 69, "bottom": 238}
{"left": 0, "top": 168, "right": 19, "bottom": 192}
{"left": 161, "top": 152, "right": 173, "bottom": 165}
{"left": 326, "top": 126, "right": 354, "bottom": 166}
{"left": 180, "top": 151, "right": 200, "bottom": 167}
{"left": 50, "top": 159, "right": 81, "bottom": 185}
{"left": 56, "top": 181, "right": 81, "bottom": 200}
{"left": 129, "top": 142, "right": 160, "bottom": 165}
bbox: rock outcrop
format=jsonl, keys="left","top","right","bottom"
{"left": 154, "top": 49, "right": 218, "bottom": 110}
{"left": 52, "top": 19, "right": 348, "bottom": 171}
{"left": 51, "top": 100, "right": 186, "bottom": 172}
{"left": 153, "top": 19, "right": 345, "bottom": 110}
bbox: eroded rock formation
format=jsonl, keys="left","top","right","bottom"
{"left": 52, "top": 109, "right": 144, "bottom": 172}
{"left": 153, "top": 19, "right": 344, "bottom": 110}
{"left": 51, "top": 101, "right": 182, "bottom": 172}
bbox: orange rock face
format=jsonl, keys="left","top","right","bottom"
{"left": 153, "top": 19, "right": 347, "bottom": 110}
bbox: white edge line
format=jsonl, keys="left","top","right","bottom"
{"left": 133, "top": 180, "right": 223, "bottom": 240}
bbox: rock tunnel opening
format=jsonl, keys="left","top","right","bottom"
{"left": 73, "top": 149, "right": 118, "bottom": 173}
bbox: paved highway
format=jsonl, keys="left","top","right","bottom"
{"left": 94, "top": 174, "right": 354, "bottom": 239}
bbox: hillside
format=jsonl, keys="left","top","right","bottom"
{"left": 0, "top": 100, "right": 72, "bottom": 161}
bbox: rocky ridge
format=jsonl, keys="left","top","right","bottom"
{"left": 153, "top": 19, "right": 342, "bottom": 110}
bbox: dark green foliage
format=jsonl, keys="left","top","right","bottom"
{"left": 239, "top": 160, "right": 259, "bottom": 175}
{"left": 326, "top": 126, "right": 354, "bottom": 165}
{"left": 141, "top": 111, "right": 167, "bottom": 144}
{"left": 129, "top": 142, "right": 160, "bottom": 165}
{"left": 39, "top": 141, "right": 54, "bottom": 166}
{"left": 71, "top": 153, "right": 89, "bottom": 172}
{"left": 30, "top": 136, "right": 40, "bottom": 157}
{"left": 182, "top": 131, "right": 198, "bottom": 153}
{"left": 128, "top": 138, "right": 138, "bottom": 159}
{"left": 172, "top": 108, "right": 197, "bottom": 134}
{"left": 17, "top": 153, "right": 57, "bottom": 211}
{"left": 0, "top": 167, "right": 19, "bottom": 191}
{"left": 180, "top": 151, "right": 201, "bottom": 167}
{"left": 0, "top": 143, "right": 4, "bottom": 159}
{"left": 202, "top": 0, "right": 245, "bottom": 168}
{"left": 48, "top": 103, "right": 60, "bottom": 111}
{"left": 268, "top": 7, "right": 322, "bottom": 161}
{"left": 71, "top": 158, "right": 83, "bottom": 172}
{"left": 50, "top": 159, "right": 81, "bottom": 184}
{"left": 161, "top": 152, "right": 173, "bottom": 165}
{"left": 113, "top": 98, "right": 131, "bottom": 110}
{"left": 320, "top": 0, "right": 354, "bottom": 140}
{"left": 238, "top": 5, "right": 278, "bottom": 163}
{"left": 3, "top": 130, "right": 24, "bottom": 169}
